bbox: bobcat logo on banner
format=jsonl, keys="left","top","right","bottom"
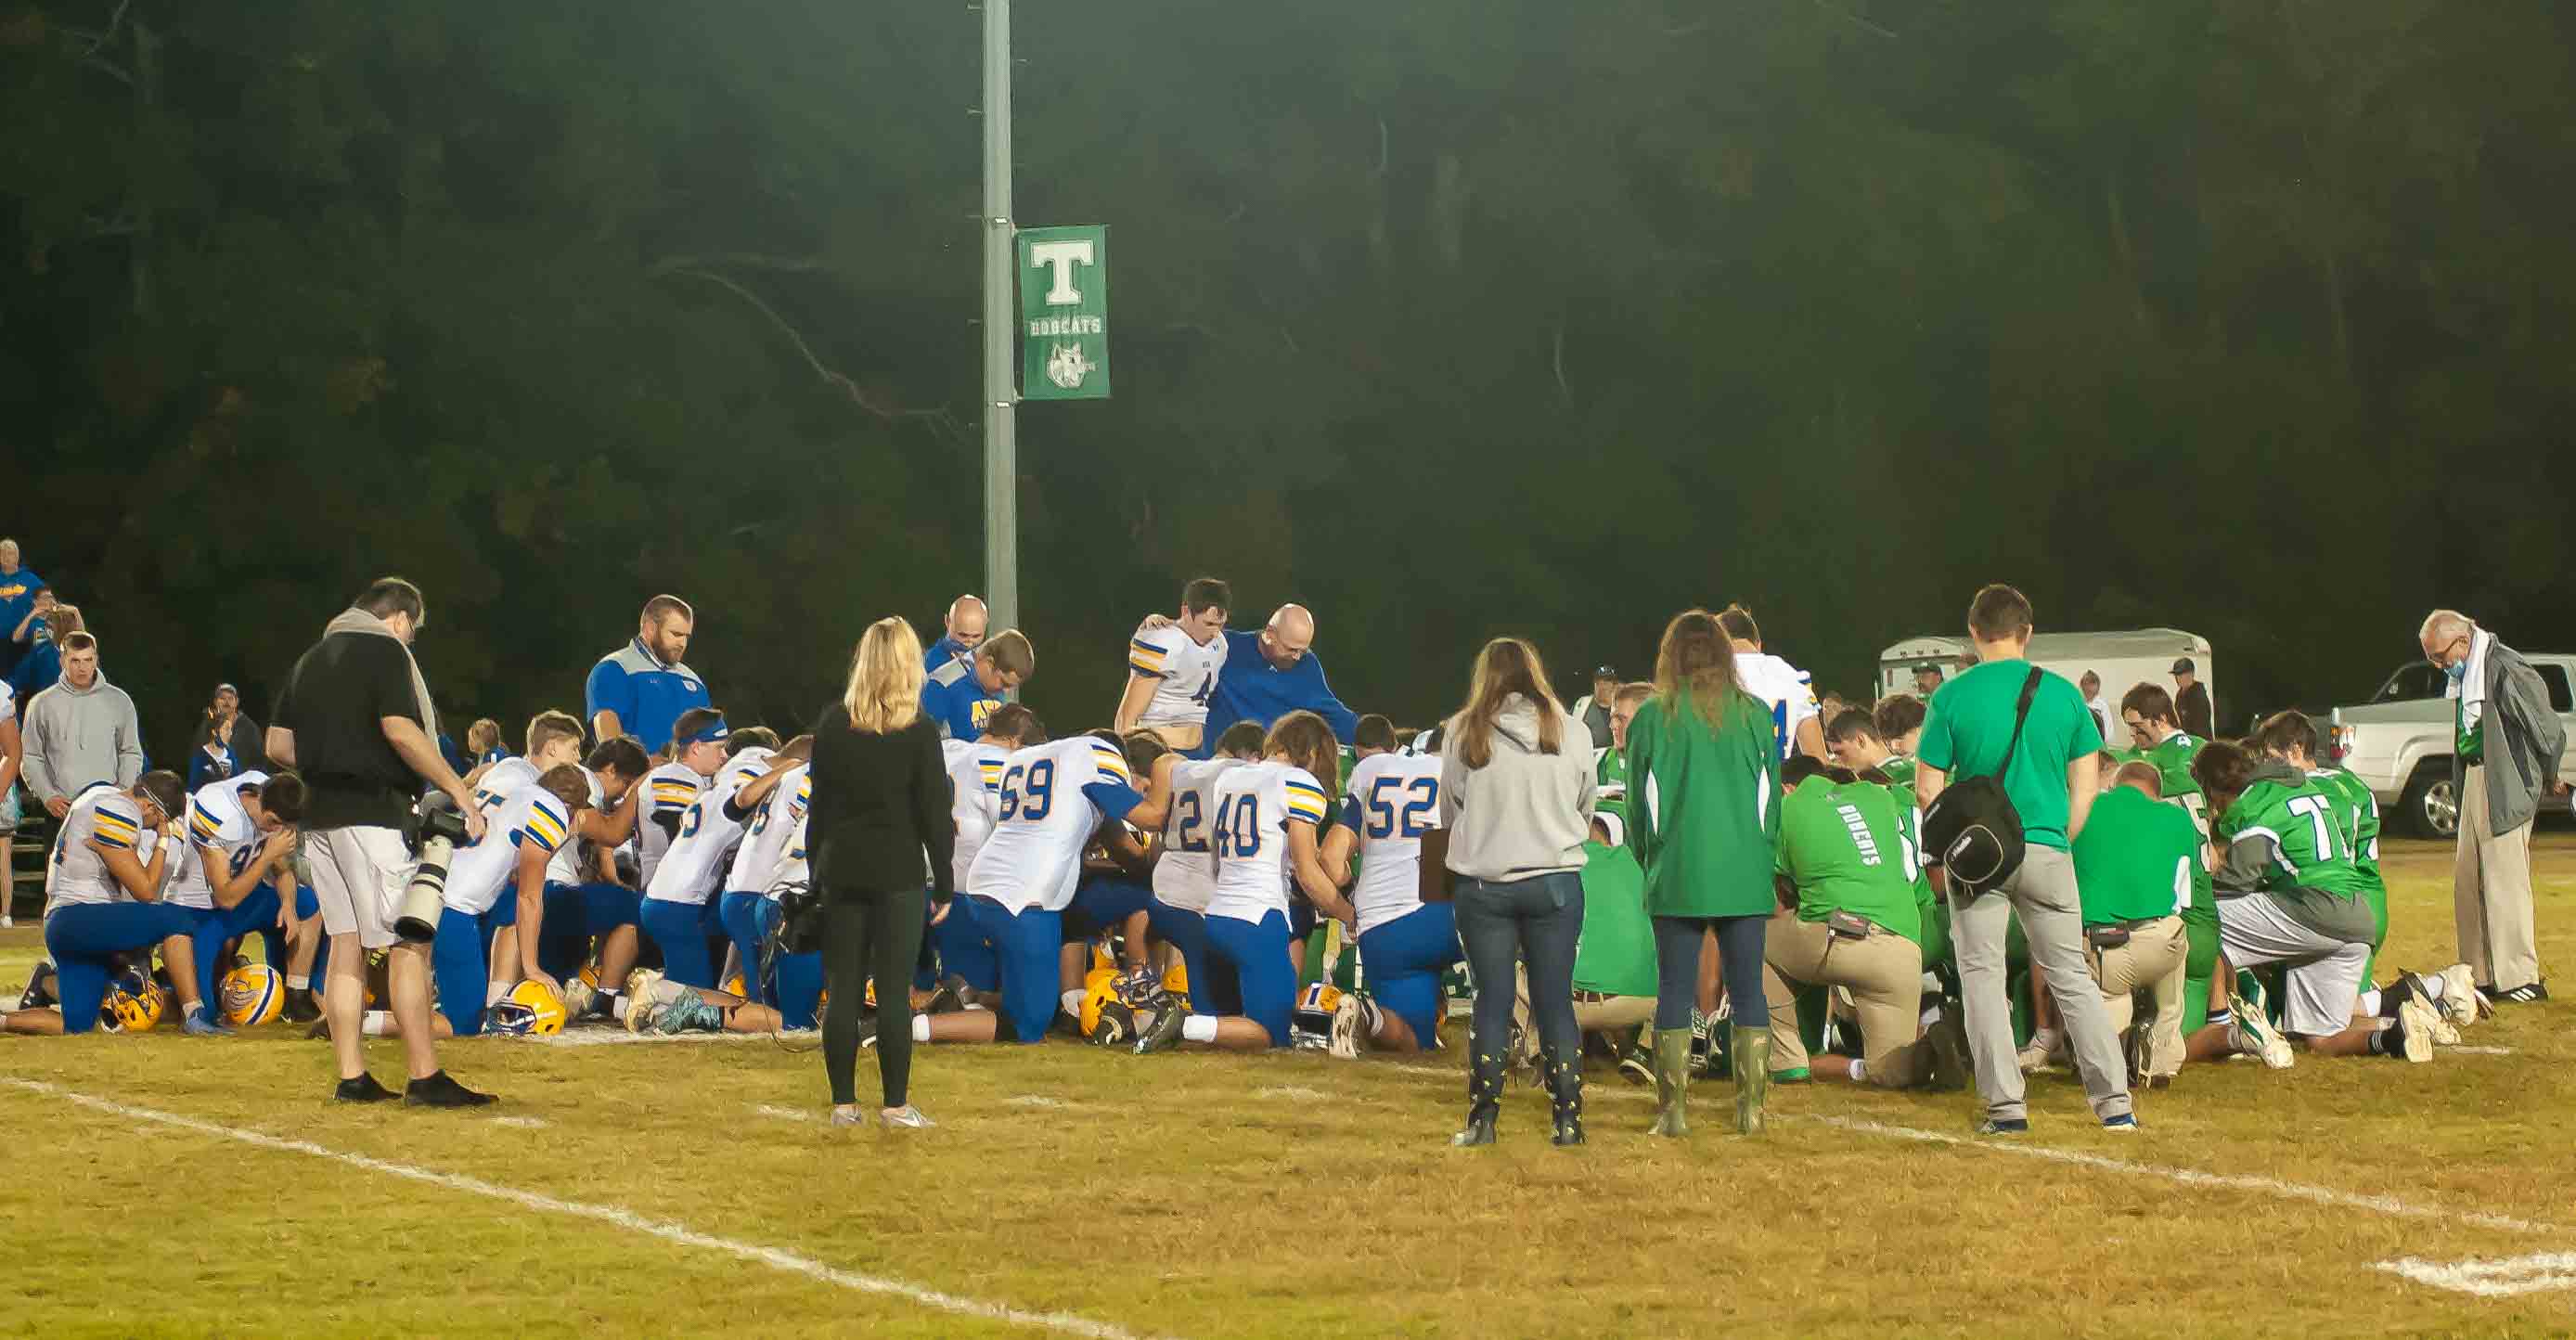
{"left": 1017, "top": 225, "right": 1111, "bottom": 400}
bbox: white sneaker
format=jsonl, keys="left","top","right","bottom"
{"left": 2393, "top": 999, "right": 2439, "bottom": 1063}
{"left": 2229, "top": 999, "right": 2295, "bottom": 1069}
{"left": 1326, "top": 993, "right": 1363, "bottom": 1061}
{"left": 2403, "top": 973, "right": 2461, "bottom": 1045}
{"left": 2015, "top": 1030, "right": 2066, "bottom": 1074}
{"left": 623, "top": 970, "right": 666, "bottom": 1034}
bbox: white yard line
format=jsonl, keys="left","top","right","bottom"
{"left": 487, "top": 1115, "right": 549, "bottom": 1129}
{"left": 1802, "top": 1114, "right": 2558, "bottom": 1236}
{"left": 2442, "top": 1045, "right": 2516, "bottom": 1056}
{"left": 2375, "top": 1252, "right": 2576, "bottom": 1297}
{"left": 1256, "top": 1087, "right": 1327, "bottom": 1101}
{"left": 530, "top": 1029, "right": 772, "bottom": 1047}
{"left": 1, "top": 1077, "right": 1161, "bottom": 1340}
{"left": 754, "top": 1104, "right": 816, "bottom": 1123}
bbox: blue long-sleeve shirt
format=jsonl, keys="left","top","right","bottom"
{"left": 1195, "top": 628, "right": 1359, "bottom": 756}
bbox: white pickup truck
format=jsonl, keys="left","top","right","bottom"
{"left": 2326, "top": 655, "right": 2576, "bottom": 838}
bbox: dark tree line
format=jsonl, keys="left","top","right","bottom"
{"left": 5, "top": 1, "right": 2570, "bottom": 751}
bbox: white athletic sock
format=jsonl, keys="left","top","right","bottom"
{"left": 2357, "top": 988, "right": 2382, "bottom": 1016}
{"left": 286, "top": 975, "right": 310, "bottom": 991}
{"left": 1848, "top": 1058, "right": 1867, "bottom": 1082}
{"left": 486, "top": 983, "right": 510, "bottom": 1007}
{"left": 611, "top": 997, "right": 631, "bottom": 1022}
{"left": 360, "top": 1011, "right": 390, "bottom": 1037}
{"left": 1920, "top": 1004, "right": 1942, "bottom": 1028}
{"left": 1060, "top": 989, "right": 1085, "bottom": 1017}
{"left": 2420, "top": 975, "right": 2447, "bottom": 1001}
{"left": 2026, "top": 1025, "right": 2061, "bottom": 1052}
{"left": 911, "top": 1015, "right": 931, "bottom": 1043}
{"left": 1180, "top": 1014, "right": 1219, "bottom": 1044}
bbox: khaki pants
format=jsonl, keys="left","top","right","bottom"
{"left": 1761, "top": 908, "right": 1929, "bottom": 1088}
{"left": 2454, "top": 764, "right": 2541, "bottom": 992}
{"left": 2084, "top": 915, "right": 2187, "bottom": 1080}
{"left": 1510, "top": 966, "right": 1654, "bottom": 1064}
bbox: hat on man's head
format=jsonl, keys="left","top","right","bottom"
{"left": 1593, "top": 664, "right": 1618, "bottom": 680}
{"left": 2170, "top": 658, "right": 2196, "bottom": 676}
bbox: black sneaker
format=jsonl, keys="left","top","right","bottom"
{"left": 404, "top": 1071, "right": 498, "bottom": 1108}
{"left": 2492, "top": 982, "right": 2549, "bottom": 1006}
{"left": 284, "top": 990, "right": 322, "bottom": 1024}
{"left": 334, "top": 1074, "right": 398, "bottom": 1103}
{"left": 19, "top": 961, "right": 57, "bottom": 1010}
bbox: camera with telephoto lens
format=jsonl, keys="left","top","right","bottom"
{"left": 394, "top": 792, "right": 474, "bottom": 943}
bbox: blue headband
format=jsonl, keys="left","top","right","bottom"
{"left": 678, "top": 717, "right": 730, "bottom": 746}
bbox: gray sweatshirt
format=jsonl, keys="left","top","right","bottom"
{"left": 1438, "top": 695, "right": 1596, "bottom": 882}
{"left": 22, "top": 672, "right": 145, "bottom": 802}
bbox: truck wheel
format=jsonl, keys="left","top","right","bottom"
{"left": 2400, "top": 768, "right": 2460, "bottom": 841}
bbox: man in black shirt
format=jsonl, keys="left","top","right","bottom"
{"left": 269, "top": 577, "right": 494, "bottom": 1107}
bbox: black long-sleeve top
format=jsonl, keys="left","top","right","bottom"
{"left": 806, "top": 703, "right": 954, "bottom": 901}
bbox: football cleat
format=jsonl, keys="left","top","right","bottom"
{"left": 19, "top": 960, "right": 58, "bottom": 1010}
{"left": 1132, "top": 1001, "right": 1188, "bottom": 1054}
{"left": 2228, "top": 995, "right": 2294, "bottom": 1070}
{"left": 2396, "top": 973, "right": 2461, "bottom": 1046}
{"left": 653, "top": 994, "right": 723, "bottom": 1036}
{"left": 1089, "top": 999, "right": 1139, "bottom": 1048}
{"left": 560, "top": 976, "right": 598, "bottom": 1024}
{"left": 2391, "top": 999, "right": 2439, "bottom": 1063}
{"left": 1618, "top": 1042, "right": 1655, "bottom": 1087}
{"left": 2435, "top": 962, "right": 2483, "bottom": 1028}
{"left": 1327, "top": 992, "right": 1364, "bottom": 1060}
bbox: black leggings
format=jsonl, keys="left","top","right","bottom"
{"left": 821, "top": 887, "right": 928, "bottom": 1108}
{"left": 1652, "top": 914, "right": 1770, "bottom": 1032}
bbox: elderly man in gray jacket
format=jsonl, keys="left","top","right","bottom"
{"left": 2421, "top": 611, "right": 2566, "bottom": 1005}
{"left": 20, "top": 632, "right": 144, "bottom": 820}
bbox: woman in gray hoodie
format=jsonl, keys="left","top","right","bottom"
{"left": 1436, "top": 638, "right": 1596, "bottom": 1147}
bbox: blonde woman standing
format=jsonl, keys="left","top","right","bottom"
{"left": 807, "top": 616, "right": 956, "bottom": 1129}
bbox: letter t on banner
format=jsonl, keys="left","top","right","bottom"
{"left": 1016, "top": 225, "right": 1111, "bottom": 400}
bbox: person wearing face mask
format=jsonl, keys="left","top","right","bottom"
{"left": 2420, "top": 611, "right": 2566, "bottom": 1007}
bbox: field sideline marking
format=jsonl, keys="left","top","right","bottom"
{"left": 0, "top": 1077, "right": 1163, "bottom": 1340}
{"left": 1804, "top": 1114, "right": 2558, "bottom": 1236}
{"left": 2374, "top": 1251, "right": 2576, "bottom": 1297}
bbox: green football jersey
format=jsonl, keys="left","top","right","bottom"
{"left": 2072, "top": 786, "right": 2204, "bottom": 926}
{"left": 1596, "top": 743, "right": 1629, "bottom": 793}
{"left": 2307, "top": 767, "right": 2383, "bottom": 884}
{"left": 2213, "top": 765, "right": 2377, "bottom": 942}
{"left": 1883, "top": 780, "right": 1937, "bottom": 926}
{"left": 1773, "top": 780, "right": 1920, "bottom": 947}
{"left": 2140, "top": 731, "right": 2206, "bottom": 799}
{"left": 1877, "top": 754, "right": 1918, "bottom": 792}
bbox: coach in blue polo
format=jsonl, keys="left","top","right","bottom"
{"left": 1193, "top": 603, "right": 1359, "bottom": 756}
{"left": 586, "top": 595, "right": 708, "bottom": 754}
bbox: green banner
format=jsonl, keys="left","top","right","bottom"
{"left": 1016, "top": 225, "right": 1110, "bottom": 400}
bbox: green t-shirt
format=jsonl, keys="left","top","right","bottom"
{"left": 2456, "top": 695, "right": 2485, "bottom": 764}
{"left": 1572, "top": 840, "right": 1656, "bottom": 997}
{"left": 1625, "top": 689, "right": 1783, "bottom": 919}
{"left": 2139, "top": 731, "right": 2206, "bottom": 799}
{"left": 1918, "top": 660, "right": 2106, "bottom": 852}
{"left": 2212, "top": 765, "right": 2376, "bottom": 941}
{"left": 1596, "top": 742, "right": 1629, "bottom": 793}
{"left": 1877, "top": 754, "right": 1918, "bottom": 792}
{"left": 2071, "top": 786, "right": 2205, "bottom": 926}
{"left": 1773, "top": 780, "right": 1920, "bottom": 947}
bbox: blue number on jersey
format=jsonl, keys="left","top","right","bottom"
{"left": 1001, "top": 759, "right": 1057, "bottom": 824}
{"left": 1363, "top": 775, "right": 1438, "bottom": 840}
{"left": 1173, "top": 790, "right": 1210, "bottom": 853}
{"left": 1217, "top": 793, "right": 1263, "bottom": 858}
{"left": 228, "top": 842, "right": 261, "bottom": 880}
{"left": 678, "top": 803, "right": 704, "bottom": 840}
{"left": 1770, "top": 701, "right": 1790, "bottom": 759}
{"left": 1190, "top": 673, "right": 1216, "bottom": 707}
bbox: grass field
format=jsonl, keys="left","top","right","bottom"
{"left": 4, "top": 835, "right": 2573, "bottom": 1338}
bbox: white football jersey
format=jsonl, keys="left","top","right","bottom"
{"left": 967, "top": 735, "right": 1139, "bottom": 914}
{"left": 1127, "top": 625, "right": 1229, "bottom": 729}
{"left": 471, "top": 756, "right": 538, "bottom": 814}
{"left": 44, "top": 784, "right": 148, "bottom": 915}
{"left": 646, "top": 750, "right": 774, "bottom": 906}
{"left": 166, "top": 771, "right": 270, "bottom": 910}
{"left": 1204, "top": 761, "right": 1329, "bottom": 925}
{"left": 1736, "top": 651, "right": 1821, "bottom": 762}
{"left": 727, "top": 762, "right": 810, "bottom": 895}
{"left": 634, "top": 761, "right": 705, "bottom": 889}
{"left": 944, "top": 740, "right": 1008, "bottom": 895}
{"left": 442, "top": 785, "right": 573, "bottom": 917}
{"left": 1152, "top": 757, "right": 1243, "bottom": 914}
{"left": 771, "top": 816, "right": 811, "bottom": 893}
{"left": 1343, "top": 753, "right": 1442, "bottom": 935}
{"left": 544, "top": 766, "right": 610, "bottom": 885}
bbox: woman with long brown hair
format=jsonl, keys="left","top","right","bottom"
{"left": 806, "top": 616, "right": 954, "bottom": 1128}
{"left": 1624, "top": 610, "right": 1782, "bottom": 1138}
{"left": 1436, "top": 638, "right": 1597, "bottom": 1148}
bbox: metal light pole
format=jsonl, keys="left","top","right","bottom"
{"left": 979, "top": 0, "right": 1018, "bottom": 634}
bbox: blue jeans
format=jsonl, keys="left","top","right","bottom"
{"left": 1652, "top": 914, "right": 1771, "bottom": 1032}
{"left": 1452, "top": 871, "right": 1586, "bottom": 1080}
{"left": 1359, "top": 903, "right": 1462, "bottom": 1042}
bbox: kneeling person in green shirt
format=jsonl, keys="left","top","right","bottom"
{"left": 1763, "top": 759, "right": 1958, "bottom": 1089}
{"left": 2073, "top": 762, "right": 2200, "bottom": 1087}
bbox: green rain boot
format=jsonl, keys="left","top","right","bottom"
{"left": 1732, "top": 1026, "right": 1772, "bottom": 1136}
{"left": 1648, "top": 1029, "right": 1693, "bottom": 1138}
